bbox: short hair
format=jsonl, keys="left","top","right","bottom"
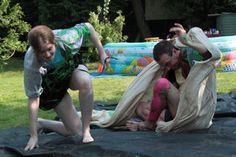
{"left": 27, "top": 25, "right": 55, "bottom": 54}
{"left": 153, "top": 40, "right": 175, "bottom": 62}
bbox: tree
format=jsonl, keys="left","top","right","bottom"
{"left": 0, "top": 0, "right": 30, "bottom": 61}
{"left": 88, "top": 0, "right": 127, "bottom": 45}
{"left": 15, "top": 0, "right": 126, "bottom": 29}
{"left": 130, "top": 0, "right": 151, "bottom": 41}
{"left": 33, "top": 0, "right": 99, "bottom": 28}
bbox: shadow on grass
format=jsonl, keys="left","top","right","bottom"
{"left": 1, "top": 57, "right": 24, "bottom": 73}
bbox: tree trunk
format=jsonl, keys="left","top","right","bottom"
{"left": 131, "top": 0, "right": 152, "bottom": 41}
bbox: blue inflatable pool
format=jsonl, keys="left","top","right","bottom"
{"left": 101, "top": 35, "right": 236, "bottom": 75}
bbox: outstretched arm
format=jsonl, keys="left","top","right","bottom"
{"left": 85, "top": 23, "right": 110, "bottom": 65}
{"left": 24, "top": 97, "right": 40, "bottom": 151}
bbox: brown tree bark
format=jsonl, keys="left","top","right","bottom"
{"left": 131, "top": 0, "right": 152, "bottom": 41}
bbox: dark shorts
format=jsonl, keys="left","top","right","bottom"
{"left": 39, "top": 54, "right": 79, "bottom": 111}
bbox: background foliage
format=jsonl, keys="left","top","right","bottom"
{"left": 86, "top": 0, "right": 128, "bottom": 62}
{"left": 11, "top": 0, "right": 127, "bottom": 29}
{"left": 6, "top": 0, "right": 128, "bottom": 63}
{"left": 0, "top": 0, "right": 30, "bottom": 63}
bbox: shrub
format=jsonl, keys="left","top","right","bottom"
{"left": 86, "top": 0, "right": 128, "bottom": 63}
{"left": 0, "top": 0, "right": 30, "bottom": 61}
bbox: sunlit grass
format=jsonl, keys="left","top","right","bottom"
{"left": 216, "top": 72, "right": 236, "bottom": 93}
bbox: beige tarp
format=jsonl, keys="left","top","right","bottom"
{"left": 95, "top": 27, "right": 221, "bottom": 132}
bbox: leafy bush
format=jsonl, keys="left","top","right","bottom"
{"left": 0, "top": 0, "right": 30, "bottom": 61}
{"left": 86, "top": 0, "right": 128, "bottom": 63}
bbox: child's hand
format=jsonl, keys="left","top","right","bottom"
{"left": 169, "top": 23, "right": 189, "bottom": 45}
{"left": 169, "top": 23, "right": 186, "bottom": 37}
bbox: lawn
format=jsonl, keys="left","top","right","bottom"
{"left": 0, "top": 58, "right": 236, "bottom": 129}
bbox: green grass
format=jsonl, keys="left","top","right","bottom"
{"left": 216, "top": 72, "right": 236, "bottom": 93}
{"left": 0, "top": 58, "right": 236, "bottom": 129}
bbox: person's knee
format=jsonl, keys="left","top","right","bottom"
{"left": 153, "top": 78, "right": 170, "bottom": 96}
{"left": 70, "top": 70, "right": 92, "bottom": 91}
{"left": 79, "top": 76, "right": 93, "bottom": 90}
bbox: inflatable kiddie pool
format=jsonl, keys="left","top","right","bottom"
{"left": 100, "top": 35, "right": 236, "bottom": 75}
{"left": 210, "top": 35, "right": 236, "bottom": 72}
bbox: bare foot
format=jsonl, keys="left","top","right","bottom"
{"left": 82, "top": 131, "right": 94, "bottom": 143}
